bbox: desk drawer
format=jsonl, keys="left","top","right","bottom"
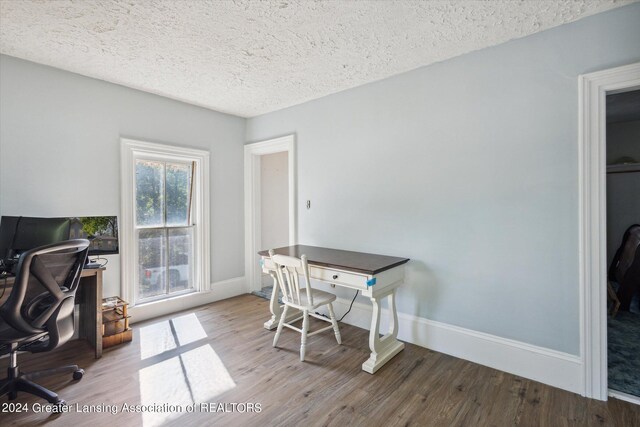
{"left": 309, "top": 266, "right": 369, "bottom": 290}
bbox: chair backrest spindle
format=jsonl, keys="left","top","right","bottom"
{"left": 269, "top": 250, "right": 313, "bottom": 306}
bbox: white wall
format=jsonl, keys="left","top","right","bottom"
{"left": 246, "top": 3, "right": 640, "bottom": 356}
{"left": 259, "top": 151, "right": 289, "bottom": 286}
{"left": 0, "top": 55, "right": 246, "bottom": 297}
{"left": 260, "top": 151, "right": 289, "bottom": 251}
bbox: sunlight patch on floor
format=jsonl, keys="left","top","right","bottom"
{"left": 172, "top": 313, "right": 208, "bottom": 346}
{"left": 181, "top": 344, "right": 236, "bottom": 402}
{"left": 139, "top": 320, "right": 177, "bottom": 360}
{"left": 137, "top": 313, "right": 236, "bottom": 427}
{"left": 139, "top": 355, "right": 192, "bottom": 426}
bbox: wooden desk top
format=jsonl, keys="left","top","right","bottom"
{"left": 0, "top": 267, "right": 104, "bottom": 306}
{"left": 258, "top": 245, "right": 409, "bottom": 275}
{"left": 2, "top": 266, "right": 104, "bottom": 285}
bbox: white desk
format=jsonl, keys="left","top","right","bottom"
{"left": 259, "top": 245, "right": 409, "bottom": 374}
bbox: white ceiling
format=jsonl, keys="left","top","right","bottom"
{"left": 0, "top": 0, "right": 634, "bottom": 117}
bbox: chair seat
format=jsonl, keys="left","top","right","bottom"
{"left": 282, "top": 288, "right": 336, "bottom": 310}
{"left": 0, "top": 321, "right": 47, "bottom": 346}
{"left": 269, "top": 250, "right": 342, "bottom": 361}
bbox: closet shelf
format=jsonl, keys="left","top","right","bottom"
{"left": 606, "top": 163, "right": 640, "bottom": 174}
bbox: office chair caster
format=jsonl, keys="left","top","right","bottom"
{"left": 72, "top": 369, "right": 84, "bottom": 380}
{"left": 52, "top": 399, "right": 67, "bottom": 413}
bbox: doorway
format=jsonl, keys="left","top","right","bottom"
{"left": 579, "top": 62, "right": 640, "bottom": 403}
{"left": 260, "top": 151, "right": 290, "bottom": 287}
{"left": 605, "top": 89, "right": 640, "bottom": 400}
{"left": 244, "top": 135, "right": 296, "bottom": 294}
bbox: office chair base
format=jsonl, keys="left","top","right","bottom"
{"left": 2, "top": 376, "right": 62, "bottom": 404}
{"left": 1, "top": 361, "right": 83, "bottom": 405}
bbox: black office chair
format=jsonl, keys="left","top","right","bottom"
{"left": 0, "top": 239, "right": 89, "bottom": 407}
{"left": 609, "top": 224, "right": 640, "bottom": 313}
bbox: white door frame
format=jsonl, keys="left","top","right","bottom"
{"left": 578, "top": 62, "right": 640, "bottom": 401}
{"left": 244, "top": 134, "right": 296, "bottom": 293}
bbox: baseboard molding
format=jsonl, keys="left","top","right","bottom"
{"left": 130, "top": 276, "right": 246, "bottom": 324}
{"left": 317, "top": 296, "right": 583, "bottom": 395}
{"left": 609, "top": 390, "right": 640, "bottom": 405}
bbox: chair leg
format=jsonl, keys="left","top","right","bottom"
{"left": 300, "top": 310, "right": 309, "bottom": 362}
{"left": 22, "top": 364, "right": 79, "bottom": 381}
{"left": 0, "top": 378, "right": 10, "bottom": 396}
{"left": 328, "top": 303, "right": 342, "bottom": 345}
{"left": 617, "top": 282, "right": 636, "bottom": 312}
{"left": 15, "top": 377, "right": 61, "bottom": 404}
{"left": 607, "top": 281, "right": 621, "bottom": 317}
{"left": 273, "top": 305, "right": 288, "bottom": 347}
{"left": 0, "top": 348, "right": 82, "bottom": 405}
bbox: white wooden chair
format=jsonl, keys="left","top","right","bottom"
{"left": 269, "top": 249, "right": 341, "bottom": 361}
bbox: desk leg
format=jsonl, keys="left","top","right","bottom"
{"left": 78, "top": 272, "right": 103, "bottom": 358}
{"left": 362, "top": 288, "right": 405, "bottom": 374}
{"left": 264, "top": 272, "right": 281, "bottom": 330}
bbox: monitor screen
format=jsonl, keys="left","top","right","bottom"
{"left": 0, "top": 216, "right": 71, "bottom": 253}
{"left": 69, "top": 216, "right": 119, "bottom": 256}
{"left": 0, "top": 216, "right": 19, "bottom": 259}
{"left": 0, "top": 215, "right": 119, "bottom": 261}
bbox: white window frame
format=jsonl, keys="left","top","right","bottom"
{"left": 121, "top": 138, "right": 210, "bottom": 306}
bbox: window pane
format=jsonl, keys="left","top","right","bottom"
{"left": 138, "top": 228, "right": 166, "bottom": 299}
{"left": 168, "top": 228, "right": 194, "bottom": 293}
{"left": 136, "top": 160, "right": 165, "bottom": 226}
{"left": 166, "top": 162, "right": 192, "bottom": 226}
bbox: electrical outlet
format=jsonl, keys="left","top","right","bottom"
{"left": 306, "top": 200, "right": 311, "bottom": 209}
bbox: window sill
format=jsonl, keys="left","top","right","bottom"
{"left": 128, "top": 276, "right": 246, "bottom": 324}
{"left": 130, "top": 289, "right": 213, "bottom": 323}
{"left": 136, "top": 288, "right": 197, "bottom": 306}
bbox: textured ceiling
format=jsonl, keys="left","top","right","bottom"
{"left": 0, "top": 0, "right": 635, "bottom": 117}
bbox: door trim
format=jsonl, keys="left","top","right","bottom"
{"left": 244, "top": 134, "right": 296, "bottom": 293}
{"left": 578, "top": 62, "right": 640, "bottom": 400}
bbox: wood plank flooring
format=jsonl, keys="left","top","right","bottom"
{"left": 1, "top": 294, "right": 639, "bottom": 426}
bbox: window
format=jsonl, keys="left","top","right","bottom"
{"left": 136, "top": 160, "right": 194, "bottom": 301}
{"left": 121, "top": 139, "right": 210, "bottom": 306}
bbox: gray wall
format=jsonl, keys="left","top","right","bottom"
{"left": 0, "top": 55, "right": 246, "bottom": 297}
{"left": 246, "top": 3, "right": 640, "bottom": 355}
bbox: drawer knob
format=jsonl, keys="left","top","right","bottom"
{"left": 332, "top": 274, "right": 339, "bottom": 280}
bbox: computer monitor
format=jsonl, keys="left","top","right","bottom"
{"left": 0, "top": 216, "right": 71, "bottom": 257}
{"left": 69, "top": 216, "right": 119, "bottom": 256}
{"left": 0, "top": 216, "right": 19, "bottom": 260}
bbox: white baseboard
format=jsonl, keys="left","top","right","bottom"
{"left": 609, "top": 390, "right": 640, "bottom": 405}
{"left": 317, "top": 296, "right": 583, "bottom": 395}
{"left": 130, "top": 276, "right": 246, "bottom": 324}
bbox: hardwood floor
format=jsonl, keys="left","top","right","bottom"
{"left": 2, "top": 294, "right": 639, "bottom": 426}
